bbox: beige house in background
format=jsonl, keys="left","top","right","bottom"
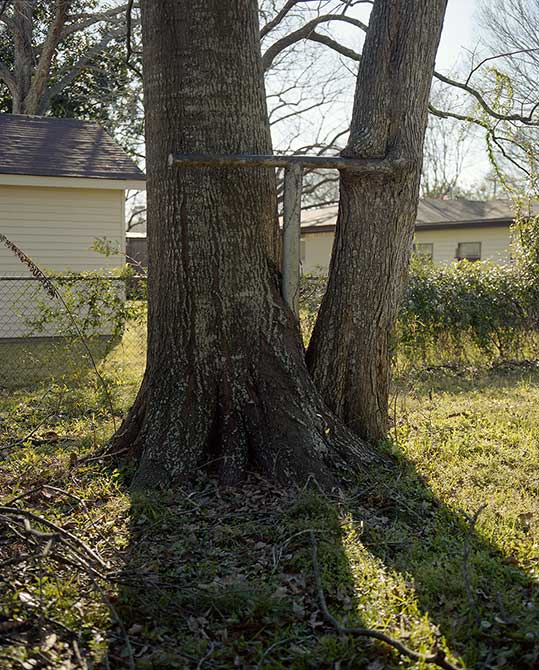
{"left": 300, "top": 199, "right": 518, "bottom": 274}
{"left": 0, "top": 114, "right": 145, "bottom": 337}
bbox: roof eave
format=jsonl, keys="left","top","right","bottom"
{"left": 415, "top": 218, "right": 512, "bottom": 231}
{"left": 300, "top": 218, "right": 514, "bottom": 235}
{"left": 0, "top": 173, "right": 146, "bottom": 190}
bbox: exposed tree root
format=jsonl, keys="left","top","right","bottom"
{"left": 110, "top": 318, "right": 388, "bottom": 490}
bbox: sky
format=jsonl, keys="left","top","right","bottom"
{"left": 437, "top": 0, "right": 476, "bottom": 72}
{"left": 272, "top": 0, "right": 491, "bottom": 188}
{"left": 436, "top": 0, "right": 493, "bottom": 185}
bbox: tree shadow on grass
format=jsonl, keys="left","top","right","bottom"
{"left": 105, "top": 444, "right": 539, "bottom": 670}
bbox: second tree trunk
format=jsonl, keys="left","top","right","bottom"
{"left": 307, "top": 0, "right": 448, "bottom": 442}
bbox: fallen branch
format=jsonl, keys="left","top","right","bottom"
{"left": 0, "top": 506, "right": 108, "bottom": 570}
{"left": 309, "top": 530, "right": 462, "bottom": 670}
{"left": 7, "top": 484, "right": 86, "bottom": 506}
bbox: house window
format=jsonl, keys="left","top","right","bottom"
{"left": 456, "top": 242, "right": 481, "bottom": 261}
{"left": 300, "top": 239, "right": 306, "bottom": 262}
{"left": 413, "top": 243, "right": 433, "bottom": 260}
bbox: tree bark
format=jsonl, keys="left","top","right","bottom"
{"left": 114, "top": 0, "right": 381, "bottom": 488}
{"left": 11, "top": 0, "right": 34, "bottom": 113}
{"left": 23, "top": 0, "right": 70, "bottom": 115}
{"left": 307, "top": 0, "right": 448, "bottom": 442}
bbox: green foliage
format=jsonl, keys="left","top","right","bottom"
{"left": 301, "top": 253, "right": 539, "bottom": 364}
{"left": 27, "top": 268, "right": 145, "bottom": 343}
{"left": 398, "top": 257, "right": 539, "bottom": 363}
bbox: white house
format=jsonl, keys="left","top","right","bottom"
{"left": 0, "top": 114, "right": 145, "bottom": 337}
{"left": 299, "top": 199, "right": 519, "bottom": 274}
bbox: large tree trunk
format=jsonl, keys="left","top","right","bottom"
{"left": 307, "top": 0, "right": 448, "bottom": 442}
{"left": 114, "top": 0, "right": 381, "bottom": 489}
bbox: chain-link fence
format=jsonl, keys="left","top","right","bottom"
{"left": 0, "top": 274, "right": 147, "bottom": 392}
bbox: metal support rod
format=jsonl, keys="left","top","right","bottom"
{"left": 168, "top": 152, "right": 410, "bottom": 318}
{"left": 282, "top": 163, "right": 303, "bottom": 317}
{"left": 168, "top": 153, "right": 409, "bottom": 175}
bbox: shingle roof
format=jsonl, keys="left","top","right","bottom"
{"left": 0, "top": 114, "right": 145, "bottom": 182}
{"left": 416, "top": 199, "right": 515, "bottom": 226}
{"left": 299, "top": 199, "right": 528, "bottom": 232}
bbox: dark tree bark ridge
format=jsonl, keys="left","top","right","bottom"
{"left": 116, "top": 0, "right": 381, "bottom": 489}
{"left": 307, "top": 0, "right": 448, "bottom": 442}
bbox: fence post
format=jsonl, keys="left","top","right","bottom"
{"left": 282, "top": 162, "right": 303, "bottom": 317}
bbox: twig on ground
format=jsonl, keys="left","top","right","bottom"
{"left": 0, "top": 553, "right": 35, "bottom": 569}
{"left": 87, "top": 573, "right": 135, "bottom": 670}
{"left": 0, "top": 507, "right": 108, "bottom": 570}
{"left": 256, "top": 636, "right": 313, "bottom": 669}
{"left": 4, "top": 411, "right": 58, "bottom": 451}
{"left": 272, "top": 528, "right": 323, "bottom": 573}
{"left": 7, "top": 484, "right": 86, "bottom": 506}
{"left": 72, "top": 639, "right": 88, "bottom": 670}
{"left": 49, "top": 548, "right": 109, "bottom": 582}
{"left": 196, "top": 641, "right": 216, "bottom": 670}
{"left": 462, "top": 504, "right": 487, "bottom": 627}
{"left": 76, "top": 446, "right": 128, "bottom": 465}
{"left": 0, "top": 654, "right": 28, "bottom": 669}
{"left": 309, "top": 530, "right": 462, "bottom": 670}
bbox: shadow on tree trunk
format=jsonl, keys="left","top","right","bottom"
{"left": 103, "top": 447, "right": 539, "bottom": 669}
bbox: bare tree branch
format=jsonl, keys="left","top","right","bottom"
{"left": 24, "top": 0, "right": 70, "bottom": 113}
{"left": 43, "top": 29, "right": 124, "bottom": 108}
{"left": 125, "top": 0, "right": 142, "bottom": 78}
{"left": 0, "top": 60, "right": 16, "bottom": 93}
{"left": 260, "top": 0, "right": 311, "bottom": 39}
{"left": 61, "top": 3, "right": 129, "bottom": 39}
{"left": 0, "top": 0, "right": 10, "bottom": 19}
{"left": 262, "top": 14, "right": 367, "bottom": 72}
{"left": 268, "top": 8, "right": 539, "bottom": 129}
{"left": 428, "top": 103, "right": 490, "bottom": 130}
{"left": 260, "top": 0, "right": 370, "bottom": 39}
{"left": 433, "top": 70, "right": 539, "bottom": 126}
{"left": 464, "top": 48, "right": 539, "bottom": 87}
{"left": 307, "top": 31, "right": 361, "bottom": 61}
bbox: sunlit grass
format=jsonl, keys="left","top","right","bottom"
{"left": 0, "top": 340, "right": 538, "bottom": 668}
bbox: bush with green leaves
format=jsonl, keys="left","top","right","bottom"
{"left": 398, "top": 258, "right": 539, "bottom": 363}
{"left": 300, "top": 255, "right": 539, "bottom": 365}
{"left": 26, "top": 257, "right": 539, "bottom": 368}
{"left": 27, "top": 266, "right": 146, "bottom": 344}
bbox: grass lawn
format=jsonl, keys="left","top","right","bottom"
{"left": 0, "top": 348, "right": 538, "bottom": 668}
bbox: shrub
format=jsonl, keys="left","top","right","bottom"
{"left": 27, "top": 267, "right": 146, "bottom": 343}
{"left": 398, "top": 258, "right": 539, "bottom": 363}
{"left": 300, "top": 258, "right": 539, "bottom": 365}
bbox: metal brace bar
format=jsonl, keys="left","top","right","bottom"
{"left": 168, "top": 153, "right": 407, "bottom": 317}
{"left": 282, "top": 163, "right": 303, "bottom": 316}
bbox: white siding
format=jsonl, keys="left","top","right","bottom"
{"left": 414, "top": 227, "right": 512, "bottom": 264}
{"left": 300, "top": 226, "right": 513, "bottom": 275}
{"left": 0, "top": 184, "right": 125, "bottom": 337}
{"left": 0, "top": 185, "right": 125, "bottom": 273}
{"left": 301, "top": 232, "right": 335, "bottom": 274}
